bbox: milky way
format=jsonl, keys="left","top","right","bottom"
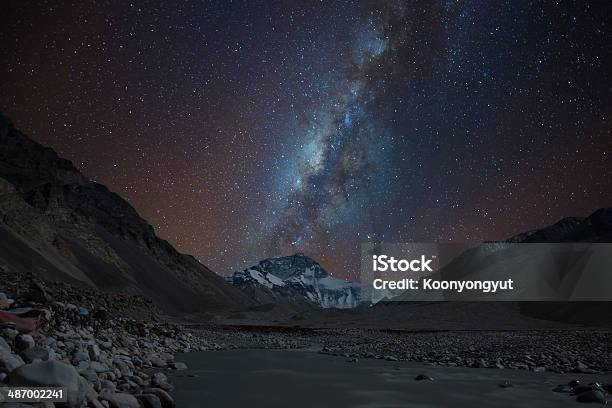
{"left": 1, "top": 1, "right": 610, "bottom": 279}
{"left": 267, "top": 10, "right": 395, "bottom": 258}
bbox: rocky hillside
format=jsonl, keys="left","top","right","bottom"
{"left": 0, "top": 113, "right": 251, "bottom": 314}
{"left": 506, "top": 208, "right": 612, "bottom": 243}
{"left": 226, "top": 253, "right": 362, "bottom": 309}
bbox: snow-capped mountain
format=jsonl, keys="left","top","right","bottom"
{"left": 225, "top": 253, "right": 362, "bottom": 309}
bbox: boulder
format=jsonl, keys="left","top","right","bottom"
{"left": 0, "top": 292, "right": 13, "bottom": 309}
{"left": 159, "top": 352, "right": 174, "bottom": 363}
{"left": 9, "top": 361, "right": 85, "bottom": 408}
{"left": 142, "top": 388, "right": 175, "bottom": 408}
{"left": 151, "top": 372, "right": 172, "bottom": 390}
{"left": 572, "top": 361, "right": 598, "bottom": 374}
{"left": 576, "top": 390, "right": 606, "bottom": 404}
{"left": 83, "top": 379, "right": 105, "bottom": 408}
{"left": 14, "top": 334, "right": 35, "bottom": 351}
{"left": 86, "top": 396, "right": 106, "bottom": 408}
{"left": 137, "top": 394, "right": 163, "bottom": 408}
{"left": 71, "top": 350, "right": 90, "bottom": 365}
{"left": 100, "top": 379, "right": 116, "bottom": 392}
{"left": 20, "top": 346, "right": 52, "bottom": 363}
{"left": 150, "top": 356, "right": 166, "bottom": 368}
{"left": 87, "top": 343, "right": 101, "bottom": 361}
{"left": 99, "top": 390, "right": 140, "bottom": 408}
{"left": 83, "top": 361, "right": 110, "bottom": 373}
{"left": 113, "top": 359, "right": 133, "bottom": 377}
{"left": 573, "top": 383, "right": 604, "bottom": 394}
{"left": 0, "top": 336, "right": 10, "bottom": 350}
{"left": 0, "top": 327, "right": 18, "bottom": 342}
{"left": 0, "top": 346, "right": 24, "bottom": 373}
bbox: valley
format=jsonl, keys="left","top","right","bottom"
{"left": 0, "top": 113, "right": 610, "bottom": 407}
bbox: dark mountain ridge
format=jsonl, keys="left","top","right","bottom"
{"left": 505, "top": 208, "right": 612, "bottom": 243}
{"left": 0, "top": 113, "right": 251, "bottom": 314}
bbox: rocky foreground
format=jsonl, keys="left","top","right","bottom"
{"left": 1, "top": 267, "right": 611, "bottom": 407}
{"left": 0, "top": 267, "right": 213, "bottom": 408}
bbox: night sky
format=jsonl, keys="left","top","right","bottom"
{"left": 1, "top": 1, "right": 610, "bottom": 279}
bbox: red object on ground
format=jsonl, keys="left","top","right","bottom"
{"left": 0, "top": 309, "right": 41, "bottom": 334}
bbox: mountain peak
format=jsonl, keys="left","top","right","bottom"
{"left": 256, "top": 253, "right": 328, "bottom": 280}
{"left": 227, "top": 254, "right": 362, "bottom": 309}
